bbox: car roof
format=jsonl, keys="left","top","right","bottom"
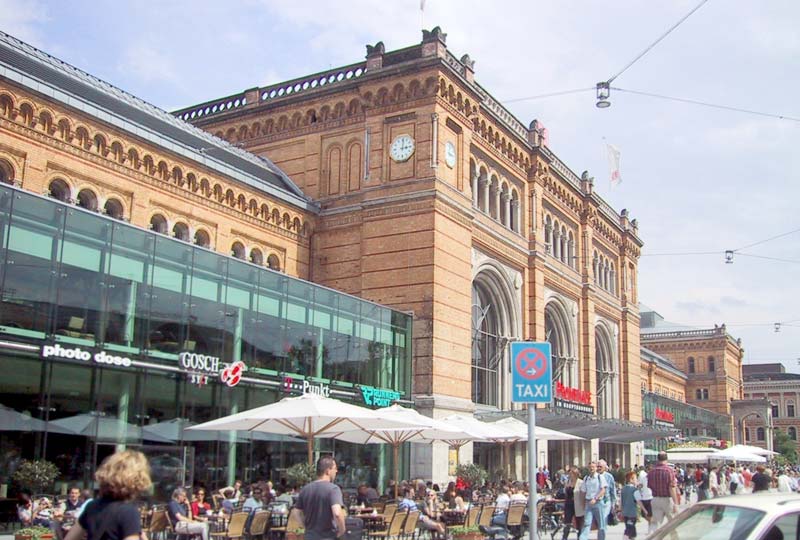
{"left": 697, "top": 493, "right": 800, "bottom": 513}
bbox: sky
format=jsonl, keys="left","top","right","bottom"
{"left": 2, "top": 0, "right": 798, "bottom": 371}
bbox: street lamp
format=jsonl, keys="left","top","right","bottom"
{"left": 596, "top": 82, "right": 611, "bottom": 108}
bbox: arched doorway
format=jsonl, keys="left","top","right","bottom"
{"left": 471, "top": 265, "right": 519, "bottom": 476}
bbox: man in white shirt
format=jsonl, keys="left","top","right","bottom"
{"left": 777, "top": 470, "right": 793, "bottom": 493}
{"left": 492, "top": 486, "right": 511, "bottom": 526}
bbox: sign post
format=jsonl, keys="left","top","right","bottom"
{"left": 510, "top": 341, "right": 552, "bottom": 540}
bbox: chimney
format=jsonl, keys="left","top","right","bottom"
{"left": 421, "top": 26, "right": 447, "bottom": 58}
{"left": 365, "top": 41, "right": 385, "bottom": 70}
{"left": 244, "top": 87, "right": 260, "bottom": 108}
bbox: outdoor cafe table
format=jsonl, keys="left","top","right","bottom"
{"left": 441, "top": 509, "right": 466, "bottom": 527}
{"left": 348, "top": 508, "right": 385, "bottom": 532}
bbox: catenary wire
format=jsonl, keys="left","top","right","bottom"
{"left": 611, "top": 87, "right": 800, "bottom": 123}
{"left": 503, "top": 87, "right": 595, "bottom": 104}
{"left": 736, "top": 253, "right": 800, "bottom": 264}
{"left": 606, "top": 0, "right": 710, "bottom": 84}
{"left": 732, "top": 227, "right": 800, "bottom": 252}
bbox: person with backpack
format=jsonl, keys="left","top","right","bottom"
{"left": 578, "top": 462, "right": 607, "bottom": 540}
{"left": 598, "top": 460, "right": 617, "bottom": 526}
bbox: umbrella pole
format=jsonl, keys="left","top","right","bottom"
{"left": 307, "top": 437, "right": 313, "bottom": 466}
{"left": 393, "top": 444, "right": 399, "bottom": 500}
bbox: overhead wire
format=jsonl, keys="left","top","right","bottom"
{"left": 503, "top": 87, "right": 595, "bottom": 104}
{"left": 732, "top": 227, "right": 800, "bottom": 252}
{"left": 606, "top": 0, "right": 710, "bottom": 84}
{"left": 611, "top": 87, "right": 800, "bottom": 123}
{"left": 736, "top": 253, "right": 800, "bottom": 265}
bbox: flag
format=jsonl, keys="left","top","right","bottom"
{"left": 420, "top": 0, "right": 425, "bottom": 10}
{"left": 606, "top": 143, "right": 622, "bottom": 187}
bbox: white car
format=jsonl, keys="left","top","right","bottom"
{"left": 647, "top": 493, "right": 800, "bottom": 540}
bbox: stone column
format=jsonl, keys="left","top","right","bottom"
{"left": 511, "top": 200, "right": 520, "bottom": 232}
{"left": 501, "top": 192, "right": 510, "bottom": 227}
{"left": 471, "top": 172, "right": 479, "bottom": 207}
{"left": 493, "top": 185, "right": 501, "bottom": 219}
{"left": 481, "top": 177, "right": 490, "bottom": 213}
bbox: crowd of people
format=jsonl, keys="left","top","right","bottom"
{"left": 16, "top": 448, "right": 800, "bottom": 540}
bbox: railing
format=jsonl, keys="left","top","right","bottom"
{"left": 642, "top": 327, "right": 723, "bottom": 339}
{"left": 596, "top": 196, "right": 621, "bottom": 224}
{"left": 444, "top": 51, "right": 466, "bottom": 77}
{"left": 174, "top": 62, "right": 368, "bottom": 122}
{"left": 540, "top": 146, "right": 582, "bottom": 190}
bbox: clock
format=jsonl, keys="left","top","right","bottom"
{"left": 390, "top": 134, "right": 415, "bottom": 162}
{"left": 444, "top": 141, "right": 457, "bottom": 168}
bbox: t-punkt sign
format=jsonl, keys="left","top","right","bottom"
{"left": 510, "top": 341, "right": 552, "bottom": 404}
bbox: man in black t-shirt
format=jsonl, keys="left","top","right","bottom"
{"left": 752, "top": 465, "right": 771, "bottom": 493}
{"left": 696, "top": 466, "right": 710, "bottom": 501}
{"left": 292, "top": 456, "right": 345, "bottom": 540}
{"left": 77, "top": 497, "right": 141, "bottom": 540}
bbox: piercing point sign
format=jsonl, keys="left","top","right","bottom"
{"left": 511, "top": 342, "right": 552, "bottom": 404}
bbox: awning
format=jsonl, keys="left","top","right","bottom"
{"left": 479, "top": 407, "right": 678, "bottom": 444}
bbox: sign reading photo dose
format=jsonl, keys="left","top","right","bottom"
{"left": 510, "top": 341, "right": 552, "bottom": 404}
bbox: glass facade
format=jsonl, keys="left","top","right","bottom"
{"left": 0, "top": 185, "right": 412, "bottom": 496}
{"left": 642, "top": 391, "right": 731, "bottom": 452}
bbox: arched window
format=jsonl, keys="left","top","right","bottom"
{"left": 231, "top": 242, "right": 246, "bottom": 260}
{"left": 688, "top": 357, "right": 695, "bottom": 373}
{"left": 544, "top": 216, "right": 553, "bottom": 252}
{"left": 76, "top": 188, "right": 98, "bottom": 211}
{"left": 789, "top": 427, "right": 797, "bottom": 441}
{"left": 104, "top": 198, "right": 124, "bottom": 220}
{"left": 708, "top": 356, "right": 715, "bottom": 373}
{"left": 194, "top": 230, "right": 210, "bottom": 248}
{"left": 788, "top": 401, "right": 795, "bottom": 418}
{"left": 149, "top": 214, "right": 168, "bottom": 234}
{"left": 267, "top": 254, "right": 281, "bottom": 271}
{"left": 545, "top": 300, "right": 577, "bottom": 388}
{"left": 695, "top": 389, "right": 702, "bottom": 400}
{"left": 0, "top": 159, "right": 14, "bottom": 184}
{"left": 172, "top": 222, "right": 190, "bottom": 242}
{"left": 48, "top": 178, "right": 71, "bottom": 202}
{"left": 250, "top": 248, "right": 264, "bottom": 266}
{"left": 595, "top": 323, "right": 619, "bottom": 419}
{"left": 757, "top": 427, "right": 765, "bottom": 441}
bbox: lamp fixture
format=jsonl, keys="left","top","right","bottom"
{"left": 596, "top": 82, "right": 611, "bottom": 108}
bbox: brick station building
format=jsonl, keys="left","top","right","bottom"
{"left": 177, "top": 27, "right": 658, "bottom": 476}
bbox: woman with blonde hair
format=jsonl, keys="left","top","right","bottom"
{"left": 65, "top": 450, "right": 152, "bottom": 540}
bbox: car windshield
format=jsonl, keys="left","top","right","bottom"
{"left": 649, "top": 504, "right": 765, "bottom": 540}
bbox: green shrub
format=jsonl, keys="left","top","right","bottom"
{"left": 15, "top": 526, "right": 54, "bottom": 540}
{"left": 455, "top": 462, "right": 488, "bottom": 487}
{"left": 285, "top": 462, "right": 315, "bottom": 487}
{"left": 12, "top": 460, "right": 59, "bottom": 493}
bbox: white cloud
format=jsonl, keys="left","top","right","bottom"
{"left": 0, "top": 0, "right": 49, "bottom": 45}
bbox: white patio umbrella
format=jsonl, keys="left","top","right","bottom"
{"left": 438, "top": 414, "right": 517, "bottom": 473}
{"left": 0, "top": 404, "right": 73, "bottom": 433}
{"left": 331, "top": 404, "right": 476, "bottom": 497}
{"left": 486, "top": 417, "right": 584, "bottom": 479}
{"left": 187, "top": 393, "right": 425, "bottom": 465}
{"left": 143, "top": 418, "right": 251, "bottom": 443}
{"left": 711, "top": 447, "right": 766, "bottom": 463}
{"left": 490, "top": 416, "right": 585, "bottom": 442}
{"left": 50, "top": 413, "right": 172, "bottom": 443}
{"left": 724, "top": 444, "right": 778, "bottom": 457}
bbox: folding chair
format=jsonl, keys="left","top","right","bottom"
{"left": 248, "top": 511, "right": 271, "bottom": 540}
{"left": 401, "top": 511, "right": 419, "bottom": 540}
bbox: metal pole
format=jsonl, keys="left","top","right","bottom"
{"left": 528, "top": 404, "right": 537, "bottom": 540}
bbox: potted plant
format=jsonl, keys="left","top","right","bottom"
{"left": 455, "top": 463, "right": 488, "bottom": 488}
{"left": 285, "top": 462, "right": 315, "bottom": 488}
{"left": 15, "top": 526, "right": 54, "bottom": 540}
{"left": 449, "top": 525, "right": 483, "bottom": 540}
{"left": 12, "top": 459, "right": 59, "bottom": 493}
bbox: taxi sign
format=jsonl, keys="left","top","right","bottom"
{"left": 510, "top": 341, "right": 552, "bottom": 404}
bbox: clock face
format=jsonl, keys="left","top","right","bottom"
{"left": 444, "top": 141, "right": 457, "bottom": 168}
{"left": 390, "top": 134, "right": 415, "bottom": 162}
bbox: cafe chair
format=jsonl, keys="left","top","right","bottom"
{"left": 400, "top": 511, "right": 419, "bottom": 540}
{"left": 211, "top": 511, "right": 249, "bottom": 540}
{"left": 477, "top": 505, "right": 495, "bottom": 529}
{"left": 479, "top": 504, "right": 526, "bottom": 540}
{"left": 369, "top": 509, "right": 406, "bottom": 540}
{"left": 269, "top": 508, "right": 302, "bottom": 540}
{"left": 147, "top": 510, "right": 170, "bottom": 540}
{"left": 464, "top": 506, "right": 480, "bottom": 528}
{"left": 248, "top": 511, "right": 271, "bottom": 540}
